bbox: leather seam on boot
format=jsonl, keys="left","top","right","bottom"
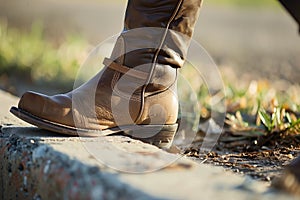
{"left": 146, "top": 0, "right": 184, "bottom": 84}
{"left": 145, "top": 88, "right": 175, "bottom": 99}
{"left": 111, "top": 71, "right": 120, "bottom": 89}
{"left": 112, "top": 88, "right": 141, "bottom": 102}
{"left": 145, "top": 69, "right": 178, "bottom": 98}
{"left": 135, "top": 0, "right": 184, "bottom": 123}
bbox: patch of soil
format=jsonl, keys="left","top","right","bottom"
{"left": 185, "top": 132, "right": 300, "bottom": 183}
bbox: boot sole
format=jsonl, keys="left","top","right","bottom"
{"left": 10, "top": 106, "right": 177, "bottom": 149}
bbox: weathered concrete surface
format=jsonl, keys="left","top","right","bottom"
{"left": 0, "top": 90, "right": 297, "bottom": 200}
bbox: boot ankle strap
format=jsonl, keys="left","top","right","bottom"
{"left": 103, "top": 58, "right": 148, "bottom": 80}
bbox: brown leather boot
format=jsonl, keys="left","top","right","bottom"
{"left": 10, "top": 0, "right": 202, "bottom": 148}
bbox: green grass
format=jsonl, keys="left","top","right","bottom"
{"left": 222, "top": 80, "right": 300, "bottom": 140}
{"left": 0, "top": 21, "right": 89, "bottom": 92}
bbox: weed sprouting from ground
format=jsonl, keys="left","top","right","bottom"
{"left": 222, "top": 81, "right": 300, "bottom": 148}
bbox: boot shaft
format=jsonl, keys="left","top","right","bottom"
{"left": 122, "top": 0, "right": 203, "bottom": 69}
{"left": 106, "top": 0, "right": 203, "bottom": 124}
{"left": 108, "top": 0, "right": 203, "bottom": 95}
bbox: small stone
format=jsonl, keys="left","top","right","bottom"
{"left": 43, "top": 160, "right": 51, "bottom": 174}
{"left": 273, "top": 156, "right": 300, "bottom": 196}
{"left": 91, "top": 186, "right": 104, "bottom": 199}
{"left": 261, "top": 146, "right": 270, "bottom": 150}
{"left": 23, "top": 176, "right": 27, "bottom": 186}
{"left": 32, "top": 145, "right": 49, "bottom": 162}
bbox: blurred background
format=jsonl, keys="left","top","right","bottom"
{"left": 0, "top": 0, "right": 299, "bottom": 98}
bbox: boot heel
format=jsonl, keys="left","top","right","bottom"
{"left": 125, "top": 124, "right": 178, "bottom": 149}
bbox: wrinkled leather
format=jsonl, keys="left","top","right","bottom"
{"left": 18, "top": 0, "right": 202, "bottom": 130}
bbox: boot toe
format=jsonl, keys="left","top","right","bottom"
{"left": 18, "top": 91, "right": 46, "bottom": 116}
{"left": 18, "top": 91, "right": 76, "bottom": 127}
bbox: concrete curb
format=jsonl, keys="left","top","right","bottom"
{"left": 0, "top": 132, "right": 158, "bottom": 200}
{"left": 0, "top": 90, "right": 296, "bottom": 200}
